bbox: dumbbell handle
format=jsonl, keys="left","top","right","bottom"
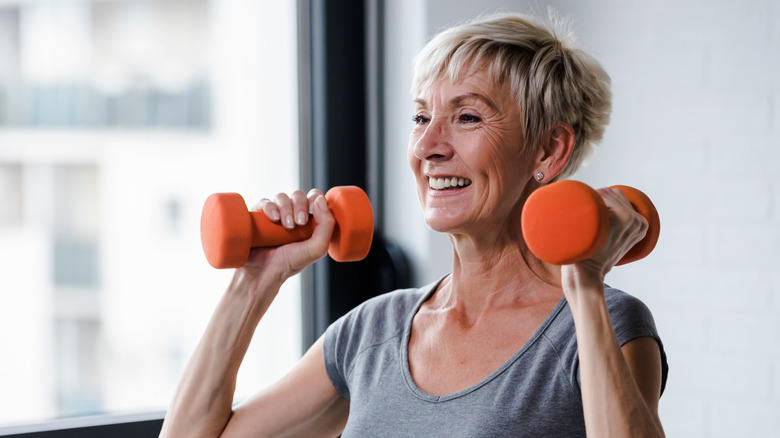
{"left": 247, "top": 210, "right": 316, "bottom": 247}
{"left": 521, "top": 180, "right": 660, "bottom": 266}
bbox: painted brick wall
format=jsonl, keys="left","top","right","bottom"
{"left": 386, "top": 0, "right": 780, "bottom": 436}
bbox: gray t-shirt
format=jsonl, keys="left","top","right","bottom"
{"left": 323, "top": 277, "right": 668, "bottom": 437}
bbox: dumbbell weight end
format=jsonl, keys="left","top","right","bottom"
{"left": 521, "top": 180, "right": 660, "bottom": 266}
{"left": 610, "top": 185, "right": 660, "bottom": 266}
{"left": 521, "top": 180, "right": 610, "bottom": 266}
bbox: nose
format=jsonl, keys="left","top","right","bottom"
{"left": 411, "top": 116, "right": 454, "bottom": 162}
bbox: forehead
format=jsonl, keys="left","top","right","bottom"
{"left": 414, "top": 70, "right": 514, "bottom": 109}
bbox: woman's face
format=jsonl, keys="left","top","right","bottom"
{"left": 408, "top": 70, "right": 535, "bottom": 238}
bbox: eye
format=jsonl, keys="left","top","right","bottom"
{"left": 412, "top": 114, "right": 430, "bottom": 125}
{"left": 458, "top": 113, "right": 482, "bottom": 123}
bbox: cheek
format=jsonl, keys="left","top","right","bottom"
{"left": 495, "top": 127, "right": 527, "bottom": 164}
{"left": 476, "top": 131, "right": 523, "bottom": 173}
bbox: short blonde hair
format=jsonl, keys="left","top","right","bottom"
{"left": 411, "top": 12, "right": 611, "bottom": 180}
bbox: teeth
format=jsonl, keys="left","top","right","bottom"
{"left": 429, "top": 176, "right": 472, "bottom": 190}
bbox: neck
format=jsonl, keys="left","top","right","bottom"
{"left": 434, "top": 234, "right": 562, "bottom": 318}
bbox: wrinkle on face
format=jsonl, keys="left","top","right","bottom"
{"left": 408, "top": 70, "right": 534, "bottom": 247}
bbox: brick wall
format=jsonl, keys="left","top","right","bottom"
{"left": 386, "top": 0, "right": 780, "bottom": 436}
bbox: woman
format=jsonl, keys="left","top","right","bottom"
{"left": 160, "top": 12, "right": 668, "bottom": 437}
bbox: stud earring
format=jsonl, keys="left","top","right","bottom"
{"left": 535, "top": 172, "right": 544, "bottom": 182}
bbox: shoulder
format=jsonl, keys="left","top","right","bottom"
{"left": 330, "top": 281, "right": 434, "bottom": 336}
{"left": 603, "top": 286, "right": 669, "bottom": 395}
{"left": 322, "top": 279, "right": 439, "bottom": 398}
{"left": 603, "top": 286, "right": 659, "bottom": 343}
{"left": 324, "top": 279, "right": 439, "bottom": 355}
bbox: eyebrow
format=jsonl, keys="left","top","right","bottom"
{"left": 414, "top": 93, "right": 499, "bottom": 111}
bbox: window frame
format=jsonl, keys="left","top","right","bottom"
{"left": 0, "top": 412, "right": 164, "bottom": 437}
{"left": 299, "top": 0, "right": 386, "bottom": 348}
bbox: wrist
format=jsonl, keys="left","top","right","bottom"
{"left": 560, "top": 264, "right": 605, "bottom": 309}
{"left": 228, "top": 266, "right": 285, "bottom": 307}
{"left": 561, "top": 262, "right": 604, "bottom": 290}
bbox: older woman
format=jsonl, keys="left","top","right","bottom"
{"left": 161, "top": 12, "right": 668, "bottom": 438}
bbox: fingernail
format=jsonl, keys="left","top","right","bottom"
{"left": 270, "top": 210, "right": 280, "bottom": 221}
{"left": 284, "top": 216, "right": 294, "bottom": 228}
{"left": 296, "top": 211, "right": 307, "bottom": 225}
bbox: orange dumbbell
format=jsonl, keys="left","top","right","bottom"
{"left": 200, "top": 186, "right": 374, "bottom": 269}
{"left": 521, "top": 180, "right": 660, "bottom": 266}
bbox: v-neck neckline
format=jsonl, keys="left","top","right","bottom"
{"left": 399, "top": 276, "right": 567, "bottom": 402}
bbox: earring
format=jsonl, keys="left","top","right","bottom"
{"left": 535, "top": 172, "right": 544, "bottom": 182}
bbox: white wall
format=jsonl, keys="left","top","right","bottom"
{"left": 384, "top": 1, "right": 780, "bottom": 436}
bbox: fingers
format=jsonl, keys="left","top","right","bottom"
{"left": 244, "top": 188, "right": 335, "bottom": 276}
{"left": 254, "top": 198, "right": 279, "bottom": 222}
{"left": 307, "top": 188, "right": 325, "bottom": 214}
{"left": 303, "top": 194, "right": 336, "bottom": 260}
{"left": 596, "top": 187, "right": 648, "bottom": 256}
{"left": 253, "top": 189, "right": 314, "bottom": 230}
{"left": 561, "top": 186, "right": 652, "bottom": 291}
{"left": 275, "top": 191, "right": 303, "bottom": 229}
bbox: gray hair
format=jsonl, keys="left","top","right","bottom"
{"left": 411, "top": 12, "right": 612, "bottom": 180}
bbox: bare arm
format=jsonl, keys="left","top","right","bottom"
{"left": 564, "top": 280, "right": 664, "bottom": 437}
{"left": 561, "top": 188, "right": 665, "bottom": 438}
{"left": 222, "top": 337, "right": 349, "bottom": 438}
{"left": 159, "top": 190, "right": 348, "bottom": 438}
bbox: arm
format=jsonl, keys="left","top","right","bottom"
{"left": 222, "top": 336, "right": 349, "bottom": 437}
{"left": 561, "top": 188, "right": 665, "bottom": 438}
{"left": 159, "top": 191, "right": 348, "bottom": 438}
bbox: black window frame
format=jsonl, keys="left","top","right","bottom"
{"left": 0, "top": 412, "right": 165, "bottom": 437}
{"left": 299, "top": 0, "right": 404, "bottom": 349}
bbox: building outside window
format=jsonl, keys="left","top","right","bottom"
{"left": 0, "top": 0, "right": 301, "bottom": 426}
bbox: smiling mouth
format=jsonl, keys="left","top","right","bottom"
{"left": 428, "top": 176, "right": 472, "bottom": 190}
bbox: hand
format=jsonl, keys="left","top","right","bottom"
{"left": 561, "top": 187, "right": 649, "bottom": 291}
{"left": 241, "top": 188, "right": 336, "bottom": 282}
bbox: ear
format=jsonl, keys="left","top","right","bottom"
{"left": 533, "top": 123, "right": 575, "bottom": 183}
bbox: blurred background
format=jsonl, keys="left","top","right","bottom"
{"left": 0, "top": 0, "right": 301, "bottom": 425}
{"left": 1, "top": 0, "right": 778, "bottom": 437}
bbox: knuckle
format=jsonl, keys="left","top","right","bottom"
{"left": 630, "top": 211, "right": 648, "bottom": 230}
{"left": 273, "top": 193, "right": 291, "bottom": 208}
{"left": 251, "top": 198, "right": 271, "bottom": 211}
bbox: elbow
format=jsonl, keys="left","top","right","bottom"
{"left": 630, "top": 414, "right": 665, "bottom": 438}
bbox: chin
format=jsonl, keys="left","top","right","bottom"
{"left": 423, "top": 210, "right": 463, "bottom": 233}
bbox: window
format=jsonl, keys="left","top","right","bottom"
{"left": 0, "top": 163, "right": 23, "bottom": 226}
{"left": 0, "top": 0, "right": 300, "bottom": 427}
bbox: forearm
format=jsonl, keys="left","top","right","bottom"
{"left": 160, "top": 269, "right": 284, "bottom": 438}
{"left": 565, "top": 279, "right": 664, "bottom": 438}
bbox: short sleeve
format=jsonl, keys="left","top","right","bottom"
{"left": 323, "top": 313, "right": 352, "bottom": 399}
{"left": 604, "top": 287, "right": 669, "bottom": 395}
